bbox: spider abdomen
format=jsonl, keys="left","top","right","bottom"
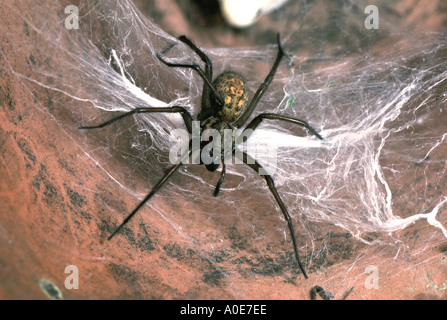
{"left": 212, "top": 71, "right": 249, "bottom": 123}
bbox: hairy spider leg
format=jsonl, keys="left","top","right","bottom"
{"left": 243, "top": 113, "right": 324, "bottom": 141}
{"left": 78, "top": 106, "right": 194, "bottom": 134}
{"left": 177, "top": 36, "right": 214, "bottom": 111}
{"left": 107, "top": 160, "right": 184, "bottom": 241}
{"left": 234, "top": 34, "right": 287, "bottom": 128}
{"left": 238, "top": 114, "right": 324, "bottom": 277}
{"left": 78, "top": 107, "right": 195, "bottom": 240}
{"left": 177, "top": 36, "right": 213, "bottom": 78}
{"left": 239, "top": 152, "right": 309, "bottom": 279}
{"left": 156, "top": 36, "right": 225, "bottom": 108}
{"left": 213, "top": 158, "right": 226, "bottom": 197}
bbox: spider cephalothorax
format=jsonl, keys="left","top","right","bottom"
{"left": 79, "top": 34, "right": 323, "bottom": 279}
{"left": 200, "top": 116, "right": 235, "bottom": 172}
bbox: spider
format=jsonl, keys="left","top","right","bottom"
{"left": 79, "top": 34, "right": 323, "bottom": 279}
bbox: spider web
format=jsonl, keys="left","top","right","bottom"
{"left": 2, "top": 0, "right": 446, "bottom": 299}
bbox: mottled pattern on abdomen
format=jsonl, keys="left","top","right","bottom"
{"left": 212, "top": 71, "right": 248, "bottom": 123}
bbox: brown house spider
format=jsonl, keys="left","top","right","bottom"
{"left": 79, "top": 34, "right": 323, "bottom": 279}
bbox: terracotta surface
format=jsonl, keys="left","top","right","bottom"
{"left": 0, "top": 0, "right": 446, "bottom": 300}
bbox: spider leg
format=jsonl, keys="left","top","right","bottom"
{"left": 238, "top": 152, "right": 308, "bottom": 279}
{"left": 156, "top": 54, "right": 224, "bottom": 107}
{"left": 213, "top": 159, "right": 226, "bottom": 197}
{"left": 178, "top": 36, "right": 213, "bottom": 82}
{"left": 108, "top": 161, "right": 183, "bottom": 241}
{"left": 171, "top": 35, "right": 217, "bottom": 110}
{"left": 78, "top": 106, "right": 194, "bottom": 134}
{"left": 243, "top": 113, "right": 324, "bottom": 141}
{"left": 234, "top": 34, "right": 286, "bottom": 127}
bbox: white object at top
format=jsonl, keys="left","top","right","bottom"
{"left": 219, "top": 0, "right": 289, "bottom": 28}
